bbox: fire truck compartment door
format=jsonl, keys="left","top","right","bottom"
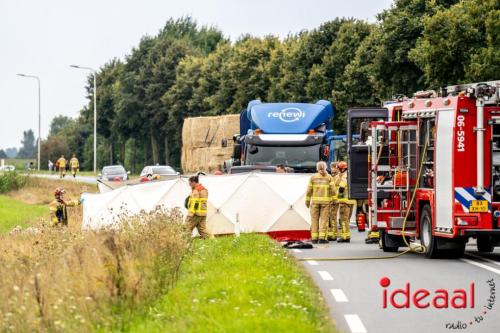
{"left": 435, "top": 110, "right": 454, "bottom": 229}
{"left": 349, "top": 144, "right": 390, "bottom": 200}
{"left": 348, "top": 145, "right": 370, "bottom": 199}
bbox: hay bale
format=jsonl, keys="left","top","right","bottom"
{"left": 182, "top": 115, "right": 240, "bottom": 173}
{"left": 182, "top": 115, "right": 240, "bottom": 149}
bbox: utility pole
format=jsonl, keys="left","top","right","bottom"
{"left": 17, "top": 73, "right": 41, "bottom": 171}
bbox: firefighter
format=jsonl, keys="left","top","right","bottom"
{"left": 305, "top": 161, "right": 334, "bottom": 244}
{"left": 328, "top": 162, "right": 340, "bottom": 241}
{"left": 57, "top": 155, "right": 67, "bottom": 178}
{"left": 337, "top": 161, "right": 355, "bottom": 242}
{"left": 185, "top": 175, "right": 212, "bottom": 239}
{"left": 69, "top": 154, "right": 80, "bottom": 178}
{"left": 49, "top": 188, "right": 81, "bottom": 226}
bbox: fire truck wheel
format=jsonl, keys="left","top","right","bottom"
{"left": 380, "top": 230, "right": 399, "bottom": 252}
{"left": 420, "top": 205, "right": 439, "bottom": 259}
{"left": 477, "top": 236, "right": 494, "bottom": 253}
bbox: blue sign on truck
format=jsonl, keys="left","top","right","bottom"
{"left": 228, "top": 100, "right": 346, "bottom": 173}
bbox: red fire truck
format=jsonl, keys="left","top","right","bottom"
{"left": 363, "top": 81, "right": 500, "bottom": 258}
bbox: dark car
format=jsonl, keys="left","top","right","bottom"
{"left": 99, "top": 165, "right": 129, "bottom": 181}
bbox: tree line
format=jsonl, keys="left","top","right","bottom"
{"left": 16, "top": 0, "right": 498, "bottom": 172}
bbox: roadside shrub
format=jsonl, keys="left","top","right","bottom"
{"left": 0, "top": 208, "right": 190, "bottom": 332}
{"left": 0, "top": 172, "right": 27, "bottom": 193}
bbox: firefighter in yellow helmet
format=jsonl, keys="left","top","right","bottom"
{"left": 305, "top": 161, "right": 335, "bottom": 244}
{"left": 49, "top": 188, "right": 81, "bottom": 226}
{"left": 69, "top": 154, "right": 80, "bottom": 178}
{"left": 57, "top": 155, "right": 67, "bottom": 179}
{"left": 185, "top": 175, "right": 212, "bottom": 239}
{"left": 337, "top": 161, "right": 355, "bottom": 242}
{"left": 328, "top": 162, "right": 341, "bottom": 241}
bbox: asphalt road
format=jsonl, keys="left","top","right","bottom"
{"left": 290, "top": 230, "right": 500, "bottom": 333}
{"left": 32, "top": 173, "right": 97, "bottom": 184}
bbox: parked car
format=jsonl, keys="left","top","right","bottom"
{"left": 99, "top": 165, "right": 130, "bottom": 181}
{"left": 140, "top": 165, "right": 179, "bottom": 178}
{"left": 0, "top": 165, "right": 16, "bottom": 172}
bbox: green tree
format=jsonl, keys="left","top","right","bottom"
{"left": 17, "top": 129, "right": 36, "bottom": 158}
{"left": 49, "top": 115, "right": 72, "bottom": 136}
{"left": 372, "top": 0, "right": 459, "bottom": 98}
{"left": 409, "top": 0, "right": 499, "bottom": 87}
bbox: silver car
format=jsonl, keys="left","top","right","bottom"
{"left": 140, "top": 165, "right": 178, "bottom": 178}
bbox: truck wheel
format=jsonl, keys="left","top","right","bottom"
{"left": 477, "top": 236, "right": 494, "bottom": 253}
{"left": 380, "top": 230, "right": 399, "bottom": 252}
{"left": 420, "top": 205, "right": 439, "bottom": 258}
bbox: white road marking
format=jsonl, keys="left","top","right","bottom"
{"left": 318, "top": 271, "right": 333, "bottom": 281}
{"left": 466, "top": 253, "right": 500, "bottom": 267}
{"left": 307, "top": 260, "right": 318, "bottom": 266}
{"left": 292, "top": 249, "right": 302, "bottom": 253}
{"left": 461, "top": 258, "right": 500, "bottom": 275}
{"left": 344, "top": 314, "right": 367, "bottom": 333}
{"left": 330, "top": 289, "right": 348, "bottom": 302}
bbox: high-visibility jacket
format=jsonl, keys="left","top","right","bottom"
{"left": 188, "top": 184, "right": 208, "bottom": 217}
{"left": 57, "top": 158, "right": 67, "bottom": 169}
{"left": 306, "top": 173, "right": 334, "bottom": 205}
{"left": 49, "top": 199, "right": 80, "bottom": 226}
{"left": 336, "top": 171, "right": 356, "bottom": 204}
{"left": 330, "top": 172, "right": 340, "bottom": 202}
{"left": 69, "top": 157, "right": 79, "bottom": 169}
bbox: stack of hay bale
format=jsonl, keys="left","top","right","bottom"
{"left": 181, "top": 114, "right": 240, "bottom": 173}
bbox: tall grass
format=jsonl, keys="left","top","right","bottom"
{"left": 0, "top": 172, "right": 27, "bottom": 193}
{"left": 7, "top": 176, "right": 91, "bottom": 206}
{"left": 0, "top": 209, "right": 189, "bottom": 332}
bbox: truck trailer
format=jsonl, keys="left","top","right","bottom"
{"left": 355, "top": 81, "right": 500, "bottom": 258}
{"left": 229, "top": 100, "right": 345, "bottom": 173}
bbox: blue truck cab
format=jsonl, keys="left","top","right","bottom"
{"left": 229, "top": 100, "right": 346, "bottom": 173}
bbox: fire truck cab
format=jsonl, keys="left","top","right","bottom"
{"left": 366, "top": 81, "right": 500, "bottom": 258}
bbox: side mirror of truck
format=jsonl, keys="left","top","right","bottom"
{"left": 233, "top": 143, "right": 242, "bottom": 159}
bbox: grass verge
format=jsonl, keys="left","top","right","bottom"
{"left": 128, "top": 234, "right": 335, "bottom": 333}
{"left": 0, "top": 176, "right": 94, "bottom": 233}
{"left": 0, "top": 210, "right": 188, "bottom": 332}
{"left": 0, "top": 195, "right": 46, "bottom": 233}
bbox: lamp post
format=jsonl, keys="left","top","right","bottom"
{"left": 71, "top": 65, "right": 97, "bottom": 174}
{"left": 17, "top": 73, "right": 41, "bottom": 171}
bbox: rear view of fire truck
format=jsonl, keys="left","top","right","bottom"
{"left": 347, "top": 108, "right": 388, "bottom": 242}
{"left": 369, "top": 81, "right": 500, "bottom": 258}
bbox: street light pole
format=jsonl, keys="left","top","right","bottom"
{"left": 17, "top": 73, "right": 41, "bottom": 171}
{"left": 70, "top": 65, "right": 97, "bottom": 174}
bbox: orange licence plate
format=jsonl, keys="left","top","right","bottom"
{"left": 469, "top": 200, "right": 488, "bottom": 213}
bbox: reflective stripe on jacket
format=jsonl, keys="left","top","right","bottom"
{"left": 336, "top": 171, "right": 356, "bottom": 204}
{"left": 330, "top": 173, "right": 340, "bottom": 201}
{"left": 57, "top": 158, "right": 67, "bottom": 168}
{"left": 305, "top": 173, "right": 334, "bottom": 205}
{"left": 49, "top": 199, "right": 80, "bottom": 225}
{"left": 188, "top": 184, "right": 208, "bottom": 217}
{"left": 69, "top": 158, "right": 79, "bottom": 168}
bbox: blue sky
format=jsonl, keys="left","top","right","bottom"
{"left": 0, "top": 0, "right": 393, "bottom": 149}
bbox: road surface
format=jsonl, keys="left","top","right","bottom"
{"left": 290, "top": 230, "right": 500, "bottom": 333}
{"left": 32, "top": 173, "right": 97, "bottom": 184}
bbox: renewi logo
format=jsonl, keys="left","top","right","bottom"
{"left": 267, "top": 107, "right": 306, "bottom": 123}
